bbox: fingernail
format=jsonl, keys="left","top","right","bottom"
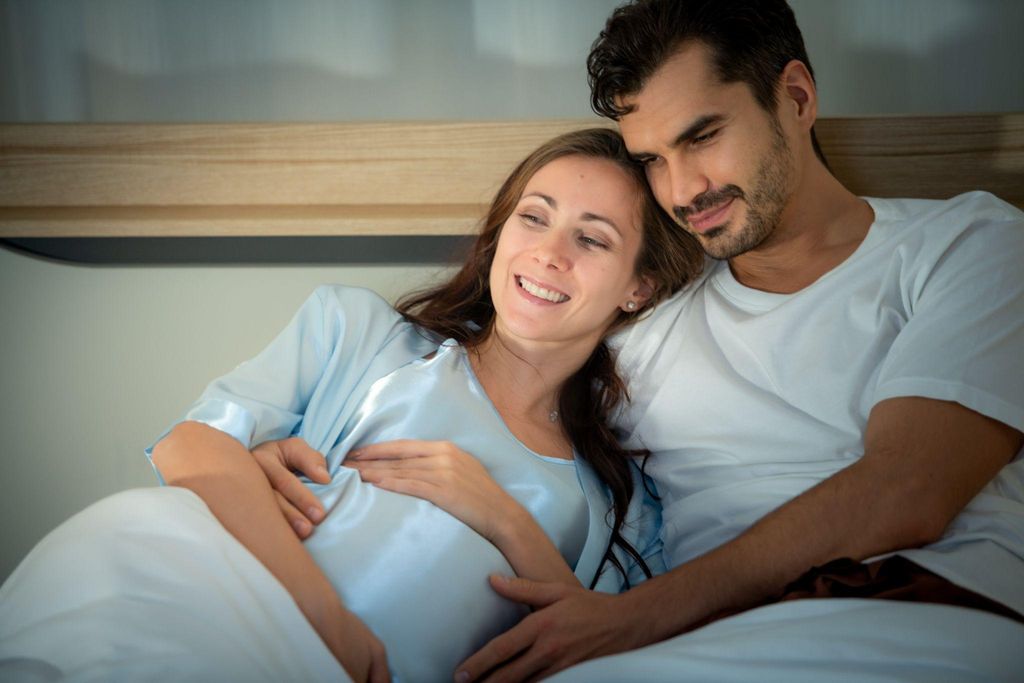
{"left": 292, "top": 519, "right": 310, "bottom": 536}
{"left": 306, "top": 506, "right": 323, "bottom": 523}
{"left": 491, "top": 574, "right": 510, "bottom": 584}
{"left": 348, "top": 449, "right": 361, "bottom": 460}
{"left": 454, "top": 671, "right": 470, "bottom": 683}
{"left": 315, "top": 465, "right": 330, "bottom": 479}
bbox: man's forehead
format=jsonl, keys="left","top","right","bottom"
{"left": 616, "top": 48, "right": 753, "bottom": 150}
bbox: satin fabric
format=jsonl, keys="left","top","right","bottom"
{"left": 147, "top": 287, "right": 662, "bottom": 682}
{"left": 302, "top": 340, "right": 589, "bottom": 682}
{"left": 186, "top": 341, "right": 590, "bottom": 682}
{"left": 2, "top": 287, "right": 661, "bottom": 682}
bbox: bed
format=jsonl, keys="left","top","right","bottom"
{"left": 1, "top": 116, "right": 1022, "bottom": 682}
{"left": 1, "top": 115, "right": 1022, "bottom": 241}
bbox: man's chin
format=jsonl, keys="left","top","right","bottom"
{"left": 699, "top": 224, "right": 728, "bottom": 241}
{"left": 694, "top": 225, "right": 738, "bottom": 259}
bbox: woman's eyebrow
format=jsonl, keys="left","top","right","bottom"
{"left": 524, "top": 192, "right": 621, "bottom": 236}
{"left": 523, "top": 192, "right": 557, "bottom": 208}
{"left": 581, "top": 212, "right": 622, "bottom": 236}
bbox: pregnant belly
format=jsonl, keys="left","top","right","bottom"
{"left": 304, "top": 469, "right": 524, "bottom": 683}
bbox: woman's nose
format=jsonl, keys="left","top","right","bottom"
{"left": 533, "top": 231, "right": 571, "bottom": 270}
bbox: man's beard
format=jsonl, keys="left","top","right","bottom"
{"left": 675, "top": 126, "right": 792, "bottom": 260}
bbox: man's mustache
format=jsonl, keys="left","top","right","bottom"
{"left": 674, "top": 185, "right": 745, "bottom": 224}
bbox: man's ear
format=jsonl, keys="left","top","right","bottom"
{"left": 778, "top": 59, "right": 818, "bottom": 132}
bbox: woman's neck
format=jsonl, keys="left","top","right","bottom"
{"left": 469, "top": 331, "right": 592, "bottom": 428}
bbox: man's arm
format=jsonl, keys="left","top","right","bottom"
{"left": 455, "top": 397, "right": 1022, "bottom": 682}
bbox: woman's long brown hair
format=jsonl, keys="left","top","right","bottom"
{"left": 397, "top": 128, "right": 703, "bottom": 586}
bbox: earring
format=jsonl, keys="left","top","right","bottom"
{"left": 626, "top": 301, "right": 637, "bottom": 311}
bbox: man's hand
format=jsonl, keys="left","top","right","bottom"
{"left": 251, "top": 437, "right": 331, "bottom": 538}
{"left": 455, "top": 576, "right": 645, "bottom": 682}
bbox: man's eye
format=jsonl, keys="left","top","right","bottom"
{"left": 693, "top": 129, "right": 719, "bottom": 144}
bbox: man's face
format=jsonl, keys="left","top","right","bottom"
{"left": 618, "top": 42, "right": 795, "bottom": 260}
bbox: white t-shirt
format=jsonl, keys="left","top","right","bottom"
{"left": 613, "top": 191, "right": 1024, "bottom": 616}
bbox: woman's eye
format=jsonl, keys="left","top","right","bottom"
{"left": 578, "top": 235, "right": 608, "bottom": 250}
{"left": 518, "top": 212, "right": 544, "bottom": 226}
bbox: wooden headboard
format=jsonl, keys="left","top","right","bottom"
{"left": 1, "top": 114, "right": 1021, "bottom": 238}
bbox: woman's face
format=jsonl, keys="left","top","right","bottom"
{"left": 489, "top": 154, "right": 649, "bottom": 353}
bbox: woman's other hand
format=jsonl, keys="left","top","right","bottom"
{"left": 314, "top": 601, "right": 391, "bottom": 683}
{"left": 251, "top": 437, "right": 331, "bottom": 539}
{"left": 347, "top": 440, "right": 514, "bottom": 544}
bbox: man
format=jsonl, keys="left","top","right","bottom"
{"left": 264, "top": 1, "right": 1024, "bottom": 680}
{"left": 447, "top": 1, "right": 1024, "bottom": 680}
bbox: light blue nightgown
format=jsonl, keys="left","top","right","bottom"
{"left": 150, "top": 285, "right": 664, "bottom": 682}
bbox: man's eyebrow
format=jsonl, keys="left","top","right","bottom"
{"left": 627, "top": 113, "right": 726, "bottom": 160}
{"left": 671, "top": 114, "right": 726, "bottom": 148}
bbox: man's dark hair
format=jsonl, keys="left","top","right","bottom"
{"left": 587, "top": 0, "right": 827, "bottom": 164}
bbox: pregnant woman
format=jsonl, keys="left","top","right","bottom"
{"left": 0, "top": 128, "right": 702, "bottom": 683}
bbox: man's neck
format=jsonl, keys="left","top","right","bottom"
{"left": 729, "top": 167, "right": 874, "bottom": 294}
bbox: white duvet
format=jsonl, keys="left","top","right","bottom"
{"left": 3, "top": 487, "right": 1023, "bottom": 683}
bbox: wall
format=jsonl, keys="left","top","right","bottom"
{"left": 2, "top": 0, "right": 1022, "bottom": 122}
{"left": 2, "top": 0, "right": 1023, "bottom": 582}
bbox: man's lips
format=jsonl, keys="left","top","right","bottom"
{"left": 686, "top": 198, "right": 735, "bottom": 234}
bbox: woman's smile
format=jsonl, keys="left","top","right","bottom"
{"left": 516, "top": 275, "right": 570, "bottom": 304}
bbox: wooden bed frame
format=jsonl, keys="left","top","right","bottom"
{"left": 1, "top": 114, "right": 1021, "bottom": 238}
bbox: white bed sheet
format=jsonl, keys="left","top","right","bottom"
{"left": 0, "top": 488, "right": 349, "bottom": 683}
{"left": 551, "top": 598, "right": 1024, "bottom": 683}
{"left": 3, "top": 487, "right": 1023, "bottom": 682}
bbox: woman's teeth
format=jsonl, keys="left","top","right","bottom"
{"left": 518, "top": 277, "right": 569, "bottom": 303}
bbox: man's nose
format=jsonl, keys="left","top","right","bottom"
{"left": 666, "top": 155, "right": 710, "bottom": 213}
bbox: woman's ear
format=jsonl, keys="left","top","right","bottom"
{"left": 621, "top": 278, "right": 654, "bottom": 312}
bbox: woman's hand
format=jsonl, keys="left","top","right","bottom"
{"left": 313, "top": 600, "right": 391, "bottom": 683}
{"left": 348, "top": 440, "right": 580, "bottom": 587}
{"left": 155, "top": 423, "right": 389, "bottom": 680}
{"left": 347, "top": 440, "right": 512, "bottom": 544}
{"left": 251, "top": 437, "right": 332, "bottom": 539}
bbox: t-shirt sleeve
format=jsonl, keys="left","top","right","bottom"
{"left": 145, "top": 286, "right": 405, "bottom": 478}
{"left": 873, "top": 204, "right": 1024, "bottom": 432}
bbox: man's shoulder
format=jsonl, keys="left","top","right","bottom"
{"left": 647, "top": 260, "right": 721, "bottom": 315}
{"left": 868, "top": 191, "right": 1023, "bottom": 233}
{"left": 610, "top": 261, "right": 719, "bottom": 348}
{"left": 863, "top": 192, "right": 1023, "bottom": 267}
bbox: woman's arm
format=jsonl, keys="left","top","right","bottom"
{"left": 151, "top": 421, "right": 390, "bottom": 683}
{"left": 347, "top": 439, "right": 580, "bottom": 587}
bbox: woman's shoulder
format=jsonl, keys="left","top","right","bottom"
{"left": 312, "top": 284, "right": 395, "bottom": 313}
{"left": 306, "top": 284, "right": 406, "bottom": 334}
{"left": 309, "top": 285, "right": 446, "bottom": 362}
